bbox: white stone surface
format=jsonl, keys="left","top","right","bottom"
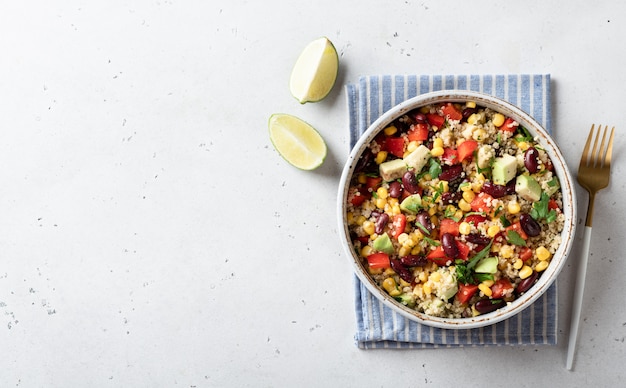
{"left": 1, "top": 1, "right": 625, "bottom": 386}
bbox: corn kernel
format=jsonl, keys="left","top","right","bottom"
{"left": 391, "top": 204, "right": 401, "bottom": 215}
{"left": 440, "top": 181, "right": 450, "bottom": 193}
{"left": 360, "top": 245, "right": 373, "bottom": 257}
{"left": 473, "top": 129, "right": 487, "bottom": 141}
{"left": 376, "top": 198, "right": 387, "bottom": 209}
{"left": 458, "top": 199, "right": 472, "bottom": 212}
{"left": 397, "top": 233, "right": 409, "bottom": 245}
{"left": 516, "top": 141, "right": 530, "bottom": 151}
{"left": 431, "top": 146, "right": 444, "bottom": 157}
{"left": 383, "top": 278, "right": 401, "bottom": 296}
{"left": 428, "top": 205, "right": 437, "bottom": 216}
{"left": 399, "top": 278, "right": 411, "bottom": 288}
{"left": 407, "top": 140, "right": 419, "bottom": 153}
{"left": 384, "top": 268, "right": 396, "bottom": 276}
{"left": 422, "top": 283, "right": 432, "bottom": 295}
{"left": 377, "top": 186, "right": 388, "bottom": 199}
{"left": 508, "top": 201, "right": 521, "bottom": 215}
{"left": 519, "top": 265, "right": 533, "bottom": 279}
{"left": 459, "top": 222, "right": 471, "bottom": 235}
{"left": 487, "top": 225, "right": 500, "bottom": 238}
{"left": 462, "top": 190, "right": 476, "bottom": 203}
{"left": 454, "top": 210, "right": 464, "bottom": 220}
{"left": 362, "top": 221, "right": 375, "bottom": 235}
{"left": 500, "top": 244, "right": 514, "bottom": 259}
{"left": 460, "top": 182, "right": 472, "bottom": 192}
{"left": 478, "top": 283, "right": 493, "bottom": 297}
{"left": 418, "top": 272, "right": 428, "bottom": 282}
{"left": 433, "top": 138, "right": 444, "bottom": 148}
{"left": 375, "top": 151, "right": 388, "bottom": 164}
{"left": 467, "top": 113, "right": 479, "bottom": 125}
{"left": 430, "top": 272, "right": 442, "bottom": 282}
{"left": 368, "top": 267, "right": 383, "bottom": 275}
{"left": 346, "top": 212, "right": 354, "bottom": 225}
{"left": 411, "top": 246, "right": 422, "bottom": 255}
{"left": 513, "top": 258, "right": 524, "bottom": 269}
{"left": 466, "top": 101, "right": 476, "bottom": 108}
{"left": 384, "top": 125, "right": 398, "bottom": 136}
{"left": 356, "top": 215, "right": 366, "bottom": 226}
{"left": 492, "top": 113, "right": 505, "bottom": 127}
{"left": 536, "top": 246, "right": 551, "bottom": 261}
{"left": 398, "top": 246, "right": 411, "bottom": 257}
{"left": 482, "top": 279, "right": 494, "bottom": 287}
{"left": 535, "top": 260, "right": 549, "bottom": 272}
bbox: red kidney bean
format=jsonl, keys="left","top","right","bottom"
{"left": 519, "top": 213, "right": 541, "bottom": 237}
{"left": 400, "top": 254, "right": 428, "bottom": 267}
{"left": 441, "top": 233, "right": 459, "bottom": 259}
{"left": 390, "top": 259, "right": 413, "bottom": 283}
{"left": 438, "top": 164, "right": 464, "bottom": 183}
{"left": 516, "top": 271, "right": 539, "bottom": 294}
{"left": 524, "top": 147, "right": 540, "bottom": 173}
{"left": 441, "top": 191, "right": 462, "bottom": 205}
{"left": 413, "top": 112, "right": 428, "bottom": 124}
{"left": 416, "top": 211, "right": 433, "bottom": 234}
{"left": 402, "top": 170, "right": 420, "bottom": 194}
{"left": 466, "top": 233, "right": 491, "bottom": 245}
{"left": 388, "top": 181, "right": 403, "bottom": 198}
{"left": 481, "top": 181, "right": 509, "bottom": 198}
{"left": 375, "top": 213, "right": 390, "bottom": 235}
{"left": 462, "top": 107, "right": 476, "bottom": 121}
{"left": 474, "top": 299, "right": 505, "bottom": 314}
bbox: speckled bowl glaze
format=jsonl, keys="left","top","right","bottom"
{"left": 337, "top": 90, "right": 577, "bottom": 329}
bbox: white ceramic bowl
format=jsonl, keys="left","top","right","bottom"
{"left": 337, "top": 90, "right": 577, "bottom": 329}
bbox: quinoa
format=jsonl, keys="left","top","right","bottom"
{"left": 346, "top": 101, "right": 564, "bottom": 318}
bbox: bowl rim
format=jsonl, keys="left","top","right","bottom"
{"left": 337, "top": 90, "right": 577, "bottom": 329}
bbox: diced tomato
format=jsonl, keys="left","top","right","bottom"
{"left": 407, "top": 123, "right": 429, "bottom": 142}
{"left": 383, "top": 137, "right": 405, "bottom": 158}
{"left": 456, "top": 240, "right": 470, "bottom": 260}
{"left": 356, "top": 236, "right": 369, "bottom": 245}
{"left": 365, "top": 176, "right": 382, "bottom": 191}
{"left": 491, "top": 278, "right": 514, "bottom": 299}
{"left": 519, "top": 246, "right": 533, "bottom": 261}
{"left": 426, "top": 246, "right": 450, "bottom": 266}
{"left": 457, "top": 140, "right": 478, "bottom": 162}
{"left": 442, "top": 103, "right": 463, "bottom": 121}
{"left": 350, "top": 193, "right": 367, "bottom": 206}
{"left": 470, "top": 192, "right": 495, "bottom": 213}
{"left": 439, "top": 218, "right": 460, "bottom": 236}
{"left": 548, "top": 199, "right": 560, "bottom": 211}
{"left": 390, "top": 214, "right": 407, "bottom": 239}
{"left": 426, "top": 113, "right": 445, "bottom": 128}
{"left": 457, "top": 283, "right": 479, "bottom": 304}
{"left": 367, "top": 252, "right": 391, "bottom": 269}
{"left": 500, "top": 117, "right": 518, "bottom": 133}
{"left": 464, "top": 213, "right": 488, "bottom": 225}
{"left": 442, "top": 147, "right": 459, "bottom": 165}
{"left": 505, "top": 221, "right": 528, "bottom": 240}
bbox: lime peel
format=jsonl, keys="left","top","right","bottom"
{"left": 289, "top": 37, "right": 339, "bottom": 104}
{"left": 268, "top": 113, "right": 327, "bottom": 170}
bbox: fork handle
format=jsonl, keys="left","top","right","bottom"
{"left": 566, "top": 225, "right": 592, "bottom": 370}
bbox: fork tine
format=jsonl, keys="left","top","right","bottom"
{"left": 590, "top": 125, "right": 603, "bottom": 167}
{"left": 604, "top": 126, "right": 615, "bottom": 168}
{"left": 596, "top": 125, "right": 608, "bottom": 167}
{"left": 580, "top": 124, "right": 595, "bottom": 167}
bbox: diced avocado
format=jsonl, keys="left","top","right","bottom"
{"left": 403, "top": 144, "right": 431, "bottom": 173}
{"left": 379, "top": 158, "right": 407, "bottom": 181}
{"left": 400, "top": 194, "right": 422, "bottom": 214}
{"left": 474, "top": 256, "right": 498, "bottom": 274}
{"left": 544, "top": 176, "right": 560, "bottom": 197}
{"left": 373, "top": 233, "right": 394, "bottom": 255}
{"left": 394, "top": 293, "right": 416, "bottom": 307}
{"left": 492, "top": 153, "right": 518, "bottom": 185}
{"left": 515, "top": 174, "right": 542, "bottom": 202}
{"left": 441, "top": 282, "right": 459, "bottom": 301}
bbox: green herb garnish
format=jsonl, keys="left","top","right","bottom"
{"left": 428, "top": 158, "right": 442, "bottom": 179}
{"left": 530, "top": 192, "right": 557, "bottom": 223}
{"left": 506, "top": 230, "right": 527, "bottom": 246}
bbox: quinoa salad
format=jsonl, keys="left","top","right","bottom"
{"left": 346, "top": 101, "right": 565, "bottom": 318}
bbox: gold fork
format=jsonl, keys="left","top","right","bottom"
{"left": 566, "top": 124, "right": 615, "bottom": 370}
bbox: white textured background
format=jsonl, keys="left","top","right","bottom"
{"left": 1, "top": 1, "right": 625, "bottom": 386}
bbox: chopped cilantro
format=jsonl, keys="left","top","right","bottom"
{"left": 506, "top": 230, "right": 527, "bottom": 246}
{"left": 455, "top": 239, "right": 494, "bottom": 284}
{"left": 428, "top": 158, "right": 442, "bottom": 179}
{"left": 530, "top": 192, "right": 557, "bottom": 223}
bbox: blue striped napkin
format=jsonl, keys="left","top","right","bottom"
{"left": 346, "top": 74, "right": 557, "bottom": 349}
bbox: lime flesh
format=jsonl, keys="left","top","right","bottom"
{"left": 268, "top": 113, "right": 327, "bottom": 170}
{"left": 289, "top": 37, "right": 339, "bottom": 104}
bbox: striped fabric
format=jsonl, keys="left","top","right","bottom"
{"left": 346, "top": 74, "right": 556, "bottom": 349}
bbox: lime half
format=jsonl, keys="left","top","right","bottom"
{"left": 268, "top": 113, "right": 327, "bottom": 170}
{"left": 289, "top": 37, "right": 339, "bottom": 104}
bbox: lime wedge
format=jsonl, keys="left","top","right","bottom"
{"left": 268, "top": 113, "right": 327, "bottom": 170}
{"left": 289, "top": 37, "right": 339, "bottom": 104}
